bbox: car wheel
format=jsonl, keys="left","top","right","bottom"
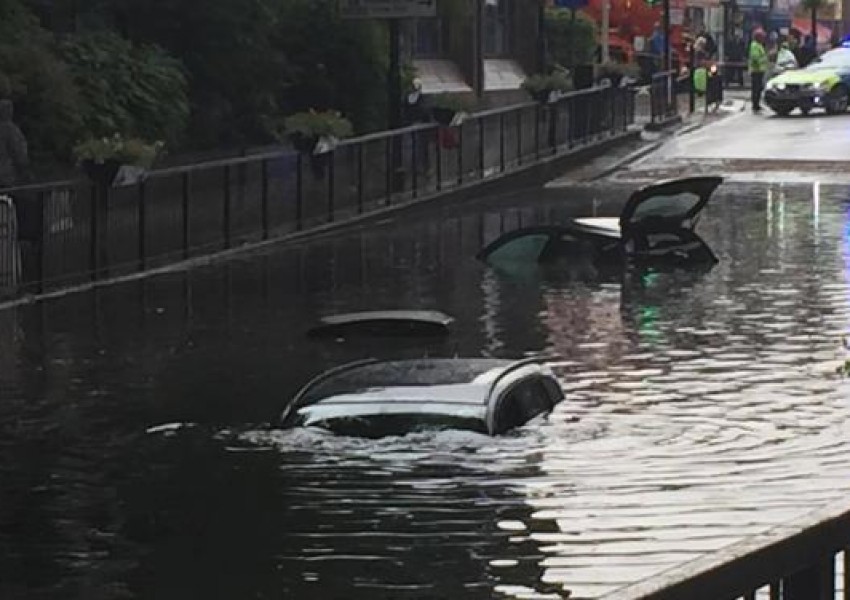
{"left": 772, "top": 105, "right": 793, "bottom": 117}
{"left": 800, "top": 107, "right": 811, "bottom": 116}
{"left": 826, "top": 85, "right": 849, "bottom": 115}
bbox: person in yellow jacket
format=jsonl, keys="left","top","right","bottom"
{"left": 749, "top": 30, "right": 769, "bottom": 113}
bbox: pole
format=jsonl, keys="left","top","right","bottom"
{"left": 602, "top": 0, "right": 610, "bottom": 63}
{"left": 388, "top": 18, "right": 402, "bottom": 130}
{"left": 663, "top": 0, "right": 672, "bottom": 72}
{"left": 388, "top": 18, "right": 404, "bottom": 191}
{"left": 570, "top": 7, "right": 577, "bottom": 69}
{"left": 538, "top": 0, "right": 547, "bottom": 71}
{"left": 811, "top": 7, "right": 818, "bottom": 48}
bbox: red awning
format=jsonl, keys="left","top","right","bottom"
{"left": 791, "top": 17, "right": 832, "bottom": 41}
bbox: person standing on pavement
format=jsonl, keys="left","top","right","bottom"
{"left": 748, "top": 30, "right": 769, "bottom": 113}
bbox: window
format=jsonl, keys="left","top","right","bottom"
{"left": 483, "top": 0, "right": 511, "bottom": 57}
{"left": 494, "top": 378, "right": 553, "bottom": 433}
{"left": 412, "top": 18, "right": 444, "bottom": 58}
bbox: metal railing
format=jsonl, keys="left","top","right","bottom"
{"left": 601, "top": 499, "right": 850, "bottom": 600}
{"left": 649, "top": 71, "right": 680, "bottom": 126}
{"left": 0, "top": 85, "right": 636, "bottom": 300}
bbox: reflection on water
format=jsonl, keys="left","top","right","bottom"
{"left": 1, "top": 182, "right": 850, "bottom": 599}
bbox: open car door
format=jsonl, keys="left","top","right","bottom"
{"left": 618, "top": 176, "right": 723, "bottom": 264}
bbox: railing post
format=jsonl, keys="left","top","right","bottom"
{"left": 412, "top": 133, "right": 419, "bottom": 198}
{"left": 327, "top": 151, "right": 335, "bottom": 223}
{"left": 782, "top": 556, "right": 835, "bottom": 600}
{"left": 357, "top": 143, "right": 364, "bottom": 214}
{"left": 222, "top": 165, "right": 231, "bottom": 249}
{"left": 261, "top": 158, "right": 269, "bottom": 240}
{"left": 435, "top": 128, "right": 443, "bottom": 191}
{"left": 499, "top": 113, "right": 506, "bottom": 173}
{"left": 534, "top": 103, "right": 541, "bottom": 159}
{"left": 182, "top": 172, "right": 191, "bottom": 259}
{"left": 295, "top": 153, "right": 303, "bottom": 231}
{"left": 478, "top": 118, "right": 485, "bottom": 178}
{"left": 138, "top": 181, "right": 146, "bottom": 271}
{"left": 33, "top": 191, "right": 45, "bottom": 294}
{"left": 457, "top": 124, "right": 464, "bottom": 185}
{"left": 516, "top": 111, "right": 523, "bottom": 165}
{"left": 385, "top": 137, "right": 392, "bottom": 205}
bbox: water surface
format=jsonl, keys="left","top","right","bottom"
{"left": 1, "top": 181, "right": 850, "bottom": 599}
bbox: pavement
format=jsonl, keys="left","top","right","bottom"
{"left": 611, "top": 102, "right": 850, "bottom": 184}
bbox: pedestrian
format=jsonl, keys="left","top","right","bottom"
{"left": 749, "top": 30, "right": 769, "bottom": 113}
{"left": 798, "top": 35, "right": 817, "bottom": 68}
{"left": 650, "top": 22, "right": 665, "bottom": 72}
{"left": 0, "top": 99, "right": 29, "bottom": 189}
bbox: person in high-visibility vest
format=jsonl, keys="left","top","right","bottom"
{"left": 749, "top": 30, "right": 769, "bottom": 113}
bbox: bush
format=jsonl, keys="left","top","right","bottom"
{"left": 522, "top": 72, "right": 574, "bottom": 100}
{"left": 72, "top": 134, "right": 164, "bottom": 168}
{"left": 0, "top": 0, "right": 83, "bottom": 167}
{"left": 59, "top": 32, "right": 189, "bottom": 147}
{"left": 545, "top": 8, "right": 598, "bottom": 67}
{"left": 283, "top": 110, "right": 354, "bottom": 140}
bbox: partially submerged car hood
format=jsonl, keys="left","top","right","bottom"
{"left": 769, "top": 69, "right": 839, "bottom": 87}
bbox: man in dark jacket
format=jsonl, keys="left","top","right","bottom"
{"left": 0, "top": 99, "right": 29, "bottom": 188}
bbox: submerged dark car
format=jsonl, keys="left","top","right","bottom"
{"left": 478, "top": 176, "right": 724, "bottom": 269}
{"left": 280, "top": 358, "right": 565, "bottom": 438}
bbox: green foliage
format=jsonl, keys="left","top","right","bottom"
{"left": 283, "top": 110, "right": 354, "bottom": 140}
{"left": 598, "top": 60, "right": 640, "bottom": 80}
{"left": 838, "top": 360, "right": 850, "bottom": 377}
{"left": 58, "top": 31, "right": 189, "bottom": 146}
{"left": 72, "top": 134, "right": 164, "bottom": 168}
{"left": 275, "top": 0, "right": 389, "bottom": 132}
{"left": 522, "top": 72, "right": 574, "bottom": 96}
{"left": 0, "top": 0, "right": 83, "bottom": 164}
{"left": 800, "top": 0, "right": 827, "bottom": 9}
{"left": 428, "top": 93, "right": 475, "bottom": 113}
{"left": 545, "top": 8, "right": 598, "bottom": 67}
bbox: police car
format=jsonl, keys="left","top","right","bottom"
{"left": 764, "top": 45, "right": 850, "bottom": 116}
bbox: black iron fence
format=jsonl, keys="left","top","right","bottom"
{"left": 0, "top": 85, "right": 636, "bottom": 299}
{"left": 649, "top": 71, "right": 680, "bottom": 125}
{"left": 601, "top": 499, "right": 850, "bottom": 600}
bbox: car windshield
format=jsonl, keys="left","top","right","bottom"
{"left": 806, "top": 49, "right": 850, "bottom": 71}
{"left": 630, "top": 192, "right": 701, "bottom": 222}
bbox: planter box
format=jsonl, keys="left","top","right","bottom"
{"left": 81, "top": 160, "right": 148, "bottom": 188}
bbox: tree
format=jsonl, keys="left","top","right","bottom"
{"left": 545, "top": 8, "right": 598, "bottom": 68}
{"left": 58, "top": 31, "right": 189, "bottom": 146}
{"left": 0, "top": 0, "right": 83, "bottom": 166}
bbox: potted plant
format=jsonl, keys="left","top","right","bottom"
{"left": 283, "top": 110, "right": 353, "bottom": 179}
{"left": 429, "top": 93, "right": 474, "bottom": 127}
{"left": 521, "top": 72, "right": 574, "bottom": 103}
{"left": 597, "top": 61, "right": 640, "bottom": 88}
{"left": 73, "top": 135, "right": 164, "bottom": 188}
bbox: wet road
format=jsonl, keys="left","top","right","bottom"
{"left": 3, "top": 121, "right": 850, "bottom": 599}
{"left": 616, "top": 110, "right": 850, "bottom": 184}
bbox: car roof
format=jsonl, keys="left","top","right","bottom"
{"left": 296, "top": 358, "right": 513, "bottom": 405}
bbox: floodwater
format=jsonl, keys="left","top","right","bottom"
{"left": 2, "top": 180, "right": 850, "bottom": 600}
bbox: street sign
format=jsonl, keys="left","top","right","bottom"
{"left": 553, "top": 0, "right": 589, "bottom": 9}
{"left": 340, "top": 0, "right": 437, "bottom": 19}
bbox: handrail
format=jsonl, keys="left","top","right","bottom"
{"left": 601, "top": 498, "right": 850, "bottom": 600}
{"left": 281, "top": 358, "right": 380, "bottom": 423}
{"left": 0, "top": 83, "right": 631, "bottom": 194}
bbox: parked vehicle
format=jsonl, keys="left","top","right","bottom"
{"left": 764, "top": 47, "right": 850, "bottom": 116}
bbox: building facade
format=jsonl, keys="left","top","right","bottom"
{"left": 405, "top": 0, "right": 543, "bottom": 108}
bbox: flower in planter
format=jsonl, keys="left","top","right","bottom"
{"left": 428, "top": 93, "right": 475, "bottom": 127}
{"left": 282, "top": 109, "right": 354, "bottom": 156}
{"left": 73, "top": 134, "right": 164, "bottom": 187}
{"left": 521, "top": 72, "right": 574, "bottom": 103}
{"left": 597, "top": 61, "right": 640, "bottom": 88}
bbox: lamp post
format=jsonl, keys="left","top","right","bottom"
{"left": 663, "top": 0, "right": 671, "bottom": 72}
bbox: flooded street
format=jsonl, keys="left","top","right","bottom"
{"left": 2, "top": 178, "right": 850, "bottom": 599}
